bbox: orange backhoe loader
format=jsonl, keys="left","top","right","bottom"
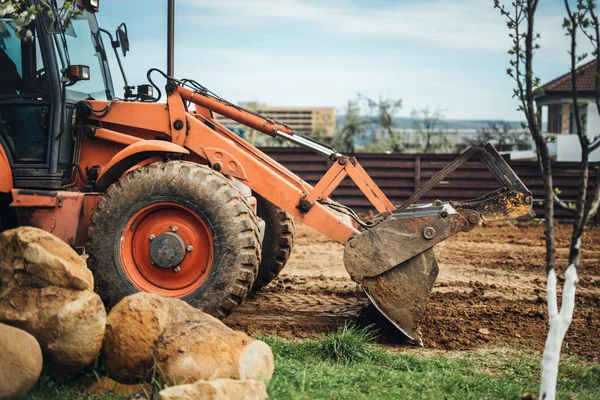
{"left": 0, "top": 0, "right": 533, "bottom": 341}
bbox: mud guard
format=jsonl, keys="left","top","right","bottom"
{"left": 95, "top": 140, "right": 189, "bottom": 190}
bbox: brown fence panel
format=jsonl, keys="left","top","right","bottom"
{"left": 260, "top": 147, "right": 599, "bottom": 221}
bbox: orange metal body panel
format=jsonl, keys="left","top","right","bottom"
{"left": 0, "top": 144, "right": 13, "bottom": 193}
{"left": 166, "top": 90, "right": 188, "bottom": 146}
{"left": 86, "top": 101, "right": 172, "bottom": 134}
{"left": 96, "top": 140, "right": 189, "bottom": 184}
{"left": 202, "top": 147, "right": 247, "bottom": 180}
{"left": 191, "top": 107, "right": 212, "bottom": 120}
{"left": 345, "top": 160, "right": 395, "bottom": 214}
{"left": 304, "top": 161, "right": 347, "bottom": 205}
{"left": 94, "top": 127, "right": 143, "bottom": 146}
{"left": 10, "top": 189, "right": 98, "bottom": 247}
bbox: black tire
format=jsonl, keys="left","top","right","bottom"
{"left": 250, "top": 194, "right": 295, "bottom": 293}
{"left": 87, "top": 161, "right": 261, "bottom": 318}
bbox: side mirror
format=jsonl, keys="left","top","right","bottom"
{"left": 116, "top": 23, "right": 129, "bottom": 57}
{"left": 64, "top": 65, "right": 90, "bottom": 83}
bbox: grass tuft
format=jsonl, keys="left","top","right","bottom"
{"left": 315, "top": 324, "right": 378, "bottom": 364}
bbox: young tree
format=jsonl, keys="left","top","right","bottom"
{"left": 411, "top": 107, "right": 441, "bottom": 152}
{"left": 467, "top": 121, "right": 530, "bottom": 151}
{"left": 495, "top": 1, "right": 600, "bottom": 398}
{"left": 361, "top": 95, "right": 403, "bottom": 144}
{"left": 358, "top": 96, "right": 404, "bottom": 153}
{"left": 410, "top": 107, "right": 455, "bottom": 153}
{"left": 311, "top": 123, "right": 329, "bottom": 143}
{"left": 333, "top": 99, "right": 364, "bottom": 153}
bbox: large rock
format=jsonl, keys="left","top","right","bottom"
{"left": 0, "top": 322, "right": 43, "bottom": 399}
{"left": 159, "top": 379, "right": 268, "bottom": 400}
{"left": 0, "top": 227, "right": 106, "bottom": 370}
{"left": 103, "top": 293, "right": 274, "bottom": 386}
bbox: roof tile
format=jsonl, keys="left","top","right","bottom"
{"left": 542, "top": 59, "right": 598, "bottom": 92}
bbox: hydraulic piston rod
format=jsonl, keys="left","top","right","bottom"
{"left": 275, "top": 130, "right": 340, "bottom": 159}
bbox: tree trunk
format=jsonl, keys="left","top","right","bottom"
{"left": 539, "top": 264, "right": 579, "bottom": 400}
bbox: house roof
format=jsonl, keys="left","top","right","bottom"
{"left": 540, "top": 59, "right": 598, "bottom": 93}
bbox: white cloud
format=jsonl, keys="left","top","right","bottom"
{"left": 181, "top": 0, "right": 575, "bottom": 59}
{"left": 110, "top": 0, "right": 580, "bottom": 119}
{"left": 182, "top": 0, "right": 512, "bottom": 52}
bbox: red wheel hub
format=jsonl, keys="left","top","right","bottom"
{"left": 120, "top": 202, "right": 214, "bottom": 297}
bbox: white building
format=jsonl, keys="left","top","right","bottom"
{"left": 534, "top": 59, "right": 600, "bottom": 162}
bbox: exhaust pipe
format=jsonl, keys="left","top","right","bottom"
{"left": 167, "top": 0, "right": 175, "bottom": 77}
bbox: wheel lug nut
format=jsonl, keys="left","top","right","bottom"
{"left": 174, "top": 266, "right": 180, "bottom": 272}
{"left": 149, "top": 234, "right": 155, "bottom": 241}
{"left": 187, "top": 245, "right": 193, "bottom": 252}
{"left": 171, "top": 226, "right": 179, "bottom": 232}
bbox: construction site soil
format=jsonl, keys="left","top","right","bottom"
{"left": 226, "top": 222, "right": 600, "bottom": 360}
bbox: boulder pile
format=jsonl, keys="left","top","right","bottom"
{"left": 0, "top": 227, "right": 274, "bottom": 400}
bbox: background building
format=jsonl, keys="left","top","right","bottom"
{"left": 213, "top": 104, "right": 335, "bottom": 142}
{"left": 534, "top": 59, "right": 600, "bottom": 162}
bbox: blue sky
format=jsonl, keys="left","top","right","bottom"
{"left": 98, "top": 0, "right": 585, "bottom": 120}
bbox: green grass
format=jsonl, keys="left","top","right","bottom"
{"left": 260, "top": 326, "right": 600, "bottom": 400}
{"left": 26, "top": 326, "right": 600, "bottom": 400}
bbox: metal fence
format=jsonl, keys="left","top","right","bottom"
{"left": 260, "top": 147, "right": 600, "bottom": 222}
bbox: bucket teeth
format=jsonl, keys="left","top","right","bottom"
{"left": 361, "top": 248, "right": 438, "bottom": 344}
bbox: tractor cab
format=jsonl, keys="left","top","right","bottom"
{"left": 0, "top": 0, "right": 115, "bottom": 190}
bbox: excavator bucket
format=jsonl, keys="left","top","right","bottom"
{"left": 343, "top": 144, "right": 534, "bottom": 342}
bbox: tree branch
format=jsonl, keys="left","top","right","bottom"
{"left": 553, "top": 193, "right": 578, "bottom": 213}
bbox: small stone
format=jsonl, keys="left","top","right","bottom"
{"left": 478, "top": 328, "right": 491, "bottom": 335}
{"left": 159, "top": 379, "right": 268, "bottom": 400}
{"left": 0, "top": 323, "right": 43, "bottom": 399}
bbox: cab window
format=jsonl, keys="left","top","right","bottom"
{"left": 0, "top": 20, "right": 50, "bottom": 164}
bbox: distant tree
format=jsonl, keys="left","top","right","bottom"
{"left": 355, "top": 95, "right": 406, "bottom": 153}
{"left": 495, "top": 1, "right": 600, "bottom": 398}
{"left": 468, "top": 121, "right": 530, "bottom": 151}
{"left": 311, "top": 123, "right": 329, "bottom": 143}
{"left": 333, "top": 100, "right": 365, "bottom": 153}
{"left": 361, "top": 95, "right": 403, "bottom": 144}
{"left": 411, "top": 107, "right": 455, "bottom": 153}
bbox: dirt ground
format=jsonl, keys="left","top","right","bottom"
{"left": 226, "top": 221, "right": 600, "bottom": 360}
